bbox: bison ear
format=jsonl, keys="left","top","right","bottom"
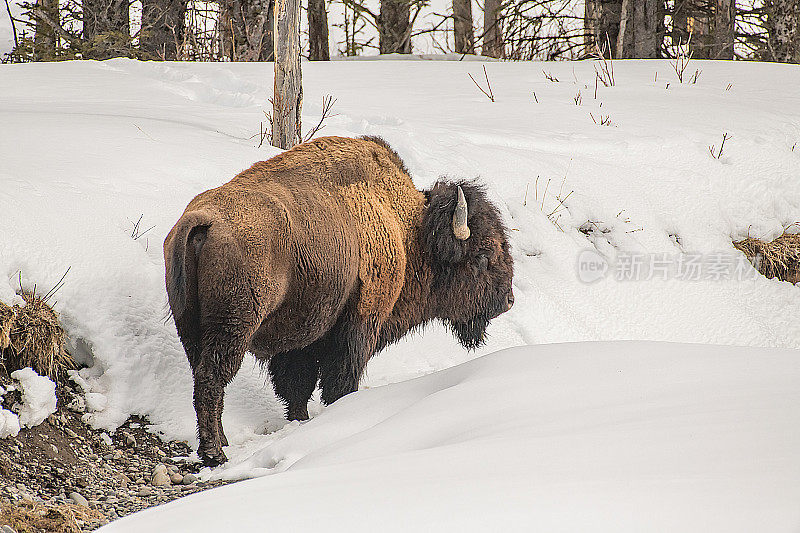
{"left": 421, "top": 181, "right": 470, "bottom": 264}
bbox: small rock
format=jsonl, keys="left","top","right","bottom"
{"left": 69, "top": 492, "right": 89, "bottom": 507}
{"left": 113, "top": 450, "right": 124, "bottom": 460}
{"left": 156, "top": 448, "right": 166, "bottom": 457}
{"left": 68, "top": 396, "right": 86, "bottom": 413}
{"left": 151, "top": 471, "right": 171, "bottom": 487}
{"left": 152, "top": 463, "right": 168, "bottom": 476}
{"left": 169, "top": 473, "right": 183, "bottom": 484}
{"left": 181, "top": 473, "right": 197, "bottom": 485}
{"left": 137, "top": 486, "right": 153, "bottom": 497}
{"left": 124, "top": 433, "right": 136, "bottom": 447}
{"left": 2, "top": 525, "right": 18, "bottom": 533}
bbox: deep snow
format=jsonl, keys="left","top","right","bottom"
{"left": 102, "top": 341, "right": 800, "bottom": 532}
{"left": 1, "top": 58, "right": 799, "bottom": 528}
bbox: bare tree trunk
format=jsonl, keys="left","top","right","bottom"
{"left": 482, "top": 0, "right": 502, "bottom": 57}
{"left": 34, "top": 0, "right": 58, "bottom": 59}
{"left": 615, "top": 0, "right": 630, "bottom": 57}
{"left": 585, "top": 0, "right": 621, "bottom": 57}
{"left": 616, "top": 0, "right": 662, "bottom": 58}
{"left": 379, "top": 0, "right": 411, "bottom": 54}
{"left": 140, "top": 0, "right": 187, "bottom": 59}
{"left": 766, "top": 0, "right": 800, "bottom": 62}
{"left": 272, "top": 0, "right": 302, "bottom": 149}
{"left": 220, "top": 0, "right": 274, "bottom": 61}
{"left": 710, "top": 0, "right": 734, "bottom": 59}
{"left": 453, "top": 0, "right": 473, "bottom": 54}
{"left": 307, "top": 0, "right": 329, "bottom": 60}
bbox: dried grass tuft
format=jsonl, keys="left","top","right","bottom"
{"left": 0, "top": 291, "right": 73, "bottom": 381}
{"left": 734, "top": 231, "right": 800, "bottom": 284}
{"left": 0, "top": 499, "right": 107, "bottom": 533}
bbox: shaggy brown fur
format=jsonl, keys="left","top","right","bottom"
{"left": 165, "top": 136, "right": 514, "bottom": 465}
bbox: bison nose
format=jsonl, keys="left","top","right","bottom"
{"left": 505, "top": 292, "right": 514, "bottom": 310}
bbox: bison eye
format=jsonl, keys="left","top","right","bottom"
{"left": 476, "top": 254, "right": 489, "bottom": 272}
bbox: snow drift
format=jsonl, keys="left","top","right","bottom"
{"left": 101, "top": 341, "right": 800, "bottom": 532}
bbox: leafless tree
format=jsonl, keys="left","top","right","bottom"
{"left": 219, "top": 0, "right": 274, "bottom": 61}
{"left": 308, "top": 0, "right": 330, "bottom": 59}
{"left": 272, "top": 0, "right": 302, "bottom": 148}
{"left": 482, "top": 0, "right": 503, "bottom": 57}
{"left": 712, "top": 0, "right": 735, "bottom": 59}
{"left": 140, "top": 0, "right": 187, "bottom": 59}
{"left": 452, "top": 0, "right": 473, "bottom": 53}
{"left": 765, "top": 0, "right": 799, "bottom": 62}
{"left": 585, "top": 0, "right": 622, "bottom": 57}
{"left": 616, "top": 0, "right": 663, "bottom": 58}
{"left": 379, "top": 0, "right": 413, "bottom": 53}
{"left": 670, "top": 0, "right": 734, "bottom": 59}
{"left": 333, "top": 0, "right": 373, "bottom": 55}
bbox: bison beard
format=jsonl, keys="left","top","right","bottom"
{"left": 164, "top": 136, "right": 514, "bottom": 466}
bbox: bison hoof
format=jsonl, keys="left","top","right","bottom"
{"left": 286, "top": 404, "right": 309, "bottom": 421}
{"left": 199, "top": 446, "right": 228, "bottom": 467}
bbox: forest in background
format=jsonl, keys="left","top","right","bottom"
{"left": 1, "top": 0, "right": 799, "bottom": 64}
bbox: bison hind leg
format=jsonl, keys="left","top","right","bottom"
{"left": 267, "top": 345, "right": 320, "bottom": 422}
{"left": 193, "top": 330, "right": 250, "bottom": 466}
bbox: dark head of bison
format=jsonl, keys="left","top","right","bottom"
{"left": 422, "top": 180, "right": 514, "bottom": 349}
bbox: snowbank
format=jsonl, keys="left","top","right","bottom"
{"left": 101, "top": 341, "right": 800, "bottom": 532}
{"left": 0, "top": 407, "right": 20, "bottom": 438}
{"left": 0, "top": 59, "right": 798, "bottom": 469}
{"left": 11, "top": 367, "right": 57, "bottom": 427}
{"left": 0, "top": 367, "right": 57, "bottom": 437}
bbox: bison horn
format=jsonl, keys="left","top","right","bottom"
{"left": 452, "top": 186, "right": 471, "bottom": 240}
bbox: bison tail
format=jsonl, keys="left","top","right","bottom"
{"left": 165, "top": 213, "right": 212, "bottom": 349}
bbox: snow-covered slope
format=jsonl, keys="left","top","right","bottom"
{"left": 101, "top": 341, "right": 800, "bottom": 532}
{"left": 1, "top": 59, "right": 799, "bottom": 481}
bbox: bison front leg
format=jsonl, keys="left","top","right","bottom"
{"left": 267, "top": 346, "right": 320, "bottom": 421}
{"left": 318, "top": 315, "right": 379, "bottom": 406}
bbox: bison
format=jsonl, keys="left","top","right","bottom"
{"left": 164, "top": 136, "right": 514, "bottom": 466}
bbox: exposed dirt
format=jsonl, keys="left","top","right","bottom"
{"left": 0, "top": 377, "right": 232, "bottom": 532}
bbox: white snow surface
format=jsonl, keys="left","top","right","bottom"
{"left": 0, "top": 408, "right": 20, "bottom": 438}
{"left": 1, "top": 59, "right": 800, "bottom": 519}
{"left": 103, "top": 341, "right": 800, "bottom": 532}
{"left": 10, "top": 367, "right": 57, "bottom": 427}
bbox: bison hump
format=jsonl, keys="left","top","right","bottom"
{"left": 341, "top": 184, "right": 406, "bottom": 319}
